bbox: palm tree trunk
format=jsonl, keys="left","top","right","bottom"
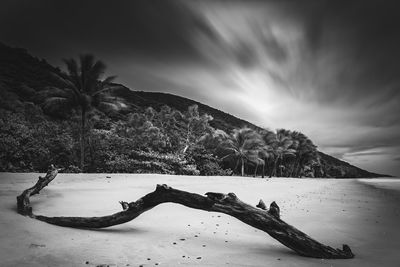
{"left": 290, "top": 159, "right": 298, "bottom": 177}
{"left": 266, "top": 158, "right": 271, "bottom": 177}
{"left": 294, "top": 158, "right": 301, "bottom": 177}
{"left": 234, "top": 159, "right": 240, "bottom": 175}
{"left": 254, "top": 162, "right": 259, "bottom": 177}
{"left": 272, "top": 157, "right": 279, "bottom": 177}
{"left": 262, "top": 161, "right": 265, "bottom": 178}
{"left": 80, "top": 108, "right": 86, "bottom": 172}
{"left": 88, "top": 131, "right": 95, "bottom": 172}
{"left": 269, "top": 158, "right": 274, "bottom": 178}
{"left": 241, "top": 158, "right": 244, "bottom": 176}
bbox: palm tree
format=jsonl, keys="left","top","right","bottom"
{"left": 259, "top": 130, "right": 277, "bottom": 178}
{"left": 290, "top": 131, "right": 318, "bottom": 177}
{"left": 199, "top": 129, "right": 229, "bottom": 154}
{"left": 270, "top": 129, "right": 296, "bottom": 177}
{"left": 38, "top": 54, "right": 122, "bottom": 171}
{"left": 220, "top": 128, "right": 264, "bottom": 176}
{"left": 253, "top": 157, "right": 265, "bottom": 178}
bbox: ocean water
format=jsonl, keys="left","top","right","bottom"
{"left": 358, "top": 178, "right": 400, "bottom": 193}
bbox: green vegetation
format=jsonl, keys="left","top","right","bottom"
{"left": 0, "top": 43, "right": 388, "bottom": 177}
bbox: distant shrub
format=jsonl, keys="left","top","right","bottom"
{"left": 185, "top": 145, "right": 232, "bottom": 176}
{"left": 197, "top": 160, "right": 233, "bottom": 176}
{"left": 64, "top": 165, "right": 81, "bottom": 173}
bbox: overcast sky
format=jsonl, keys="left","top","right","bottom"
{"left": 1, "top": 0, "right": 399, "bottom": 176}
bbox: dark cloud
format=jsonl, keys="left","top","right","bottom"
{"left": 0, "top": 0, "right": 213, "bottom": 61}
{"left": 286, "top": 0, "right": 400, "bottom": 103}
{"left": 232, "top": 41, "right": 260, "bottom": 68}
{"left": 1, "top": 0, "right": 399, "bottom": 175}
{"left": 261, "top": 35, "right": 287, "bottom": 63}
{"left": 250, "top": 23, "right": 288, "bottom": 63}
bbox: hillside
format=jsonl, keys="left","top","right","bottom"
{"left": 0, "top": 43, "right": 62, "bottom": 95}
{"left": 113, "top": 87, "right": 258, "bottom": 133}
{"left": 0, "top": 42, "right": 389, "bottom": 177}
{"left": 115, "top": 87, "right": 389, "bottom": 178}
{"left": 318, "top": 152, "right": 390, "bottom": 178}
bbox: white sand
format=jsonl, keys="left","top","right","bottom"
{"left": 1, "top": 173, "right": 399, "bottom": 267}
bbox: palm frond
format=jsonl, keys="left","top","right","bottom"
{"left": 80, "top": 54, "right": 95, "bottom": 74}
{"left": 37, "top": 87, "right": 71, "bottom": 98}
{"left": 41, "top": 96, "right": 73, "bottom": 112}
{"left": 89, "top": 60, "right": 106, "bottom": 81}
{"left": 92, "top": 84, "right": 122, "bottom": 96}
{"left": 50, "top": 72, "right": 78, "bottom": 91}
{"left": 102, "top": 75, "right": 117, "bottom": 84}
{"left": 63, "top": 58, "right": 80, "bottom": 88}
{"left": 97, "top": 102, "right": 121, "bottom": 113}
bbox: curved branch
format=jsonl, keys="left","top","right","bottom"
{"left": 17, "top": 168, "right": 354, "bottom": 259}
{"left": 16, "top": 165, "right": 60, "bottom": 216}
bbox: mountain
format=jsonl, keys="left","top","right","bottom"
{"left": 0, "top": 43, "right": 62, "bottom": 94}
{"left": 0, "top": 42, "right": 390, "bottom": 177}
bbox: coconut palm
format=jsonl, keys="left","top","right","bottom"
{"left": 259, "top": 130, "right": 277, "bottom": 178}
{"left": 290, "top": 131, "right": 318, "bottom": 177}
{"left": 220, "top": 128, "right": 264, "bottom": 176}
{"left": 38, "top": 54, "right": 123, "bottom": 171}
{"left": 270, "top": 129, "right": 296, "bottom": 177}
{"left": 253, "top": 157, "right": 265, "bottom": 178}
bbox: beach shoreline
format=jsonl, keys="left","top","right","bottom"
{"left": 1, "top": 173, "right": 399, "bottom": 266}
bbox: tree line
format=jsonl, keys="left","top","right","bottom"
{"left": 0, "top": 54, "right": 321, "bottom": 177}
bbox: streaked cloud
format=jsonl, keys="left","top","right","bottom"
{"left": 1, "top": 0, "right": 399, "bottom": 176}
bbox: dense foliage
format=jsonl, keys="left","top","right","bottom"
{"left": 0, "top": 43, "right": 388, "bottom": 177}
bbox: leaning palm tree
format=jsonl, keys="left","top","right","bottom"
{"left": 219, "top": 128, "right": 264, "bottom": 176}
{"left": 199, "top": 128, "right": 229, "bottom": 153}
{"left": 290, "top": 131, "right": 318, "bottom": 177}
{"left": 253, "top": 157, "right": 265, "bottom": 178}
{"left": 270, "top": 129, "right": 296, "bottom": 177}
{"left": 38, "top": 54, "right": 123, "bottom": 171}
{"left": 259, "top": 130, "right": 277, "bottom": 178}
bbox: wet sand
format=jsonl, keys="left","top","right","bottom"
{"left": 0, "top": 173, "right": 399, "bottom": 267}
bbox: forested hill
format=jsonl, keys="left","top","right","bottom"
{"left": 115, "top": 88, "right": 389, "bottom": 178}
{"left": 0, "top": 43, "right": 389, "bottom": 177}
{"left": 113, "top": 87, "right": 258, "bottom": 133}
{"left": 317, "top": 152, "right": 388, "bottom": 178}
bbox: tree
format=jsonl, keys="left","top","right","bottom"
{"left": 182, "top": 105, "right": 213, "bottom": 154}
{"left": 199, "top": 128, "right": 229, "bottom": 154}
{"left": 37, "top": 55, "right": 122, "bottom": 171}
{"left": 259, "top": 130, "right": 277, "bottom": 178}
{"left": 220, "top": 128, "right": 263, "bottom": 176}
{"left": 290, "top": 131, "right": 318, "bottom": 177}
{"left": 155, "top": 105, "right": 184, "bottom": 152}
{"left": 270, "top": 129, "right": 296, "bottom": 177}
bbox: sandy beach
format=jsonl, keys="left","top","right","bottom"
{"left": 1, "top": 173, "right": 399, "bottom": 267}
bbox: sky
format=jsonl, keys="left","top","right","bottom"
{"left": 1, "top": 0, "right": 400, "bottom": 176}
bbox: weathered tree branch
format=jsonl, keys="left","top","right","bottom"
{"left": 17, "top": 168, "right": 354, "bottom": 259}
{"left": 16, "top": 165, "right": 60, "bottom": 216}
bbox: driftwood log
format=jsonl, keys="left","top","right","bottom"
{"left": 17, "top": 166, "right": 354, "bottom": 259}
